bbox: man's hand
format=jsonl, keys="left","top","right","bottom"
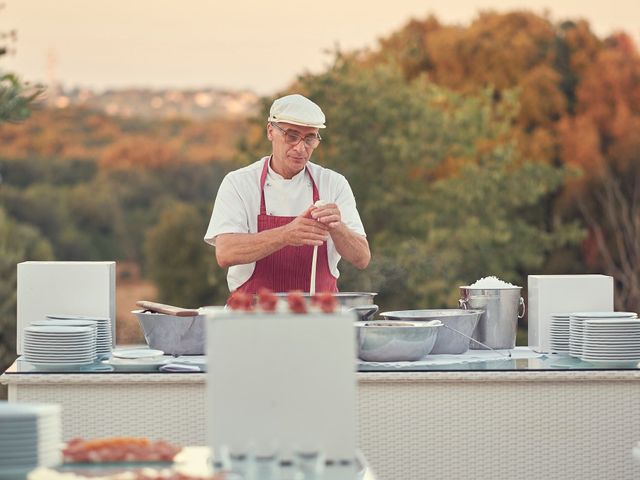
{"left": 282, "top": 206, "right": 329, "bottom": 246}
{"left": 310, "top": 202, "right": 342, "bottom": 229}
{"left": 309, "top": 202, "right": 371, "bottom": 270}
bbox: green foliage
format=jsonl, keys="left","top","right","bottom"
{"left": 0, "top": 207, "right": 54, "bottom": 376}
{"left": 144, "top": 202, "right": 228, "bottom": 308}
{"left": 0, "top": 157, "right": 97, "bottom": 187}
{"left": 0, "top": 157, "right": 229, "bottom": 265}
{"left": 0, "top": 73, "right": 43, "bottom": 123}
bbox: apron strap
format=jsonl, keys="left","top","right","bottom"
{"left": 259, "top": 157, "right": 320, "bottom": 215}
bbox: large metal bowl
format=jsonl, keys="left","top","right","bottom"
{"left": 133, "top": 309, "right": 205, "bottom": 355}
{"left": 355, "top": 320, "right": 440, "bottom": 362}
{"left": 380, "top": 309, "right": 483, "bottom": 354}
{"left": 274, "top": 292, "right": 377, "bottom": 307}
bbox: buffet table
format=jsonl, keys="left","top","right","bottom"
{"left": 4, "top": 351, "right": 640, "bottom": 480}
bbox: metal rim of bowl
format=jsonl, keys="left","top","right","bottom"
{"left": 380, "top": 309, "right": 483, "bottom": 320}
{"left": 355, "top": 320, "right": 441, "bottom": 328}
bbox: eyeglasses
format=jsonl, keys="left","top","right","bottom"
{"left": 270, "top": 122, "right": 321, "bottom": 148}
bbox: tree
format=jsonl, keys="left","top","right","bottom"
{"left": 0, "top": 208, "right": 54, "bottom": 392}
{"left": 1, "top": 14, "right": 43, "bottom": 123}
{"left": 0, "top": 73, "right": 42, "bottom": 123}
{"left": 0, "top": 12, "right": 46, "bottom": 391}
{"left": 144, "top": 202, "right": 228, "bottom": 308}
{"left": 559, "top": 34, "right": 640, "bottom": 311}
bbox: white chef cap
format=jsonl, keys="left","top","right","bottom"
{"left": 268, "top": 94, "right": 326, "bottom": 128}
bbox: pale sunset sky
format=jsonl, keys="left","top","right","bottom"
{"left": 2, "top": 0, "right": 639, "bottom": 95}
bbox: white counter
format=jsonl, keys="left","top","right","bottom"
{"left": 4, "top": 361, "right": 640, "bottom": 480}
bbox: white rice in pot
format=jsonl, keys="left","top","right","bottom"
{"left": 468, "top": 275, "right": 520, "bottom": 289}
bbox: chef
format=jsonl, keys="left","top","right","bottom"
{"left": 204, "top": 93, "right": 370, "bottom": 293}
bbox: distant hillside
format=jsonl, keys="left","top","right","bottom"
{"left": 0, "top": 103, "right": 249, "bottom": 164}
{"left": 45, "top": 86, "right": 260, "bottom": 120}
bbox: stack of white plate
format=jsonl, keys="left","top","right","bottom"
{"left": 569, "top": 312, "right": 637, "bottom": 358}
{"left": 0, "top": 401, "right": 62, "bottom": 478}
{"left": 581, "top": 317, "right": 640, "bottom": 367}
{"left": 47, "top": 314, "right": 113, "bottom": 358}
{"left": 23, "top": 325, "right": 97, "bottom": 369}
{"left": 549, "top": 313, "right": 571, "bottom": 354}
{"left": 31, "top": 318, "right": 97, "bottom": 336}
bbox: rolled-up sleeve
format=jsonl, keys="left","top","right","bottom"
{"left": 335, "top": 175, "right": 366, "bottom": 237}
{"left": 204, "top": 175, "right": 250, "bottom": 246}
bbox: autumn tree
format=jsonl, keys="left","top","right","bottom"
{"left": 371, "top": 11, "right": 639, "bottom": 311}
{"left": 98, "top": 136, "right": 181, "bottom": 170}
{"left": 559, "top": 33, "right": 640, "bottom": 311}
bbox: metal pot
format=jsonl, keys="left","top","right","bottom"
{"left": 459, "top": 286, "right": 525, "bottom": 350}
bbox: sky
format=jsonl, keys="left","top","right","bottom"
{"left": 2, "top": 0, "right": 639, "bottom": 95}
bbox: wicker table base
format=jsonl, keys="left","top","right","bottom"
{"left": 3, "top": 368, "right": 640, "bottom": 480}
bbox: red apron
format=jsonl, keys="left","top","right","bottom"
{"left": 235, "top": 158, "right": 338, "bottom": 294}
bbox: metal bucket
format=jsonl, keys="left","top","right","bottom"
{"left": 459, "top": 287, "right": 525, "bottom": 349}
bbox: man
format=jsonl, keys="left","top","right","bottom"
{"left": 204, "top": 93, "right": 370, "bottom": 293}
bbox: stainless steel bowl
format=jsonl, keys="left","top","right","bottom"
{"left": 274, "top": 292, "right": 377, "bottom": 307}
{"left": 133, "top": 309, "right": 205, "bottom": 355}
{"left": 380, "top": 309, "right": 482, "bottom": 354}
{"left": 355, "top": 320, "right": 440, "bottom": 362}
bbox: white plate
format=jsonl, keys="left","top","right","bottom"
{"left": 46, "top": 314, "right": 109, "bottom": 321}
{"left": 23, "top": 344, "right": 96, "bottom": 351}
{"left": 23, "top": 357, "right": 96, "bottom": 363}
{"left": 30, "top": 319, "right": 98, "bottom": 328}
{"left": 584, "top": 318, "right": 640, "bottom": 324}
{"left": 111, "top": 348, "right": 164, "bottom": 359}
{"left": 582, "top": 358, "right": 640, "bottom": 367}
{"left": 24, "top": 356, "right": 96, "bottom": 362}
{"left": 24, "top": 325, "right": 95, "bottom": 334}
{"left": 24, "top": 352, "right": 96, "bottom": 363}
{"left": 102, "top": 358, "right": 168, "bottom": 372}
{"left": 27, "top": 361, "right": 96, "bottom": 370}
{"left": 581, "top": 346, "right": 640, "bottom": 352}
{"left": 571, "top": 312, "right": 637, "bottom": 318}
{"left": 23, "top": 350, "right": 96, "bottom": 357}
{"left": 581, "top": 352, "right": 640, "bottom": 357}
{"left": 583, "top": 342, "right": 640, "bottom": 348}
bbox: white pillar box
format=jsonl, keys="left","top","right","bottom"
{"left": 17, "top": 261, "right": 116, "bottom": 355}
{"left": 527, "top": 274, "right": 614, "bottom": 353}
{"left": 206, "top": 310, "right": 357, "bottom": 464}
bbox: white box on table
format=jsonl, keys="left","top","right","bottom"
{"left": 17, "top": 261, "right": 116, "bottom": 355}
{"left": 206, "top": 310, "right": 357, "bottom": 463}
{"left": 527, "top": 274, "right": 613, "bottom": 353}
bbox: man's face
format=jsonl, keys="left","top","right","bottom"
{"left": 267, "top": 122, "right": 320, "bottom": 179}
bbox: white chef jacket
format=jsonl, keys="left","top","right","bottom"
{"left": 204, "top": 156, "right": 366, "bottom": 291}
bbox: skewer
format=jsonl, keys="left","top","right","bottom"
{"left": 310, "top": 200, "right": 329, "bottom": 295}
{"left": 310, "top": 245, "right": 318, "bottom": 295}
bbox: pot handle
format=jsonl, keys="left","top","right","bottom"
{"left": 459, "top": 298, "right": 469, "bottom": 310}
{"left": 518, "top": 297, "right": 526, "bottom": 319}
